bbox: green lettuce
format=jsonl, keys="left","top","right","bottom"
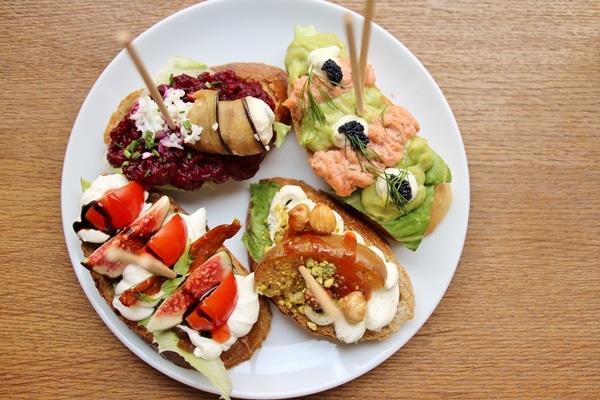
{"left": 152, "top": 330, "right": 232, "bottom": 400}
{"left": 241, "top": 180, "right": 282, "bottom": 263}
{"left": 153, "top": 56, "right": 209, "bottom": 85}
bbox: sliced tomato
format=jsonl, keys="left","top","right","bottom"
{"left": 145, "top": 213, "right": 188, "bottom": 266}
{"left": 185, "top": 271, "right": 238, "bottom": 335}
{"left": 85, "top": 181, "right": 146, "bottom": 231}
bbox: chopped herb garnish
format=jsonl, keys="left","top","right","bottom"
{"left": 298, "top": 66, "right": 339, "bottom": 143}
{"left": 144, "top": 130, "right": 155, "bottom": 150}
{"left": 382, "top": 169, "right": 412, "bottom": 212}
{"left": 205, "top": 81, "right": 223, "bottom": 89}
{"left": 182, "top": 120, "right": 192, "bottom": 130}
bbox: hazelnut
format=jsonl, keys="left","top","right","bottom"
{"left": 338, "top": 291, "right": 367, "bottom": 324}
{"left": 309, "top": 203, "right": 337, "bottom": 235}
{"left": 288, "top": 203, "right": 310, "bottom": 232}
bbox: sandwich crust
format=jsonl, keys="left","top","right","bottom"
{"left": 247, "top": 177, "right": 415, "bottom": 341}
{"left": 82, "top": 191, "right": 271, "bottom": 369}
{"left": 103, "top": 63, "right": 291, "bottom": 146}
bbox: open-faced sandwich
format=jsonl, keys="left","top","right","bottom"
{"left": 283, "top": 25, "right": 452, "bottom": 250}
{"left": 242, "top": 177, "right": 415, "bottom": 343}
{"left": 104, "top": 56, "right": 291, "bottom": 191}
{"left": 72, "top": 173, "right": 272, "bottom": 399}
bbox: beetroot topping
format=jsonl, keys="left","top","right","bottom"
{"left": 106, "top": 70, "right": 272, "bottom": 191}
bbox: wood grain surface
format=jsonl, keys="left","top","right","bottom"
{"left": 1, "top": 0, "right": 599, "bottom": 398}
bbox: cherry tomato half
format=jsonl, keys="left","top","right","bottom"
{"left": 144, "top": 213, "right": 188, "bottom": 266}
{"left": 85, "top": 181, "right": 146, "bottom": 232}
{"left": 185, "top": 271, "right": 238, "bottom": 339}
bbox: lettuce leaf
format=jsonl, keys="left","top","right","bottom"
{"left": 241, "top": 180, "right": 282, "bottom": 263}
{"left": 153, "top": 330, "right": 232, "bottom": 400}
{"left": 153, "top": 56, "right": 209, "bottom": 85}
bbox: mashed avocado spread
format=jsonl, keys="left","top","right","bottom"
{"left": 342, "top": 137, "right": 451, "bottom": 250}
{"left": 284, "top": 25, "right": 453, "bottom": 251}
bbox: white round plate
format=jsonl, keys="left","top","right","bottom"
{"left": 61, "top": 0, "right": 470, "bottom": 398}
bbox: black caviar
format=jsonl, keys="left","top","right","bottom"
{"left": 394, "top": 178, "right": 413, "bottom": 201}
{"left": 321, "top": 59, "right": 343, "bottom": 85}
{"left": 106, "top": 70, "right": 273, "bottom": 191}
{"left": 338, "top": 120, "right": 369, "bottom": 150}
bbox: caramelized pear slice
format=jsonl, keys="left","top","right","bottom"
{"left": 254, "top": 232, "right": 387, "bottom": 300}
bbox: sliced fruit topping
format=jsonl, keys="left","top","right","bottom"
{"left": 84, "top": 181, "right": 146, "bottom": 233}
{"left": 82, "top": 196, "right": 170, "bottom": 278}
{"left": 119, "top": 219, "right": 240, "bottom": 309}
{"left": 119, "top": 275, "right": 166, "bottom": 307}
{"left": 146, "top": 250, "right": 233, "bottom": 333}
{"left": 254, "top": 232, "right": 387, "bottom": 299}
{"left": 143, "top": 213, "right": 187, "bottom": 267}
{"left": 185, "top": 271, "right": 238, "bottom": 341}
{"left": 188, "top": 219, "right": 241, "bottom": 274}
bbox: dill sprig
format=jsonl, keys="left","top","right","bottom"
{"left": 340, "top": 125, "right": 382, "bottom": 172}
{"left": 298, "top": 67, "right": 339, "bottom": 144}
{"left": 380, "top": 168, "right": 412, "bottom": 213}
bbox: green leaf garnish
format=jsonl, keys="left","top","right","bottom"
{"left": 381, "top": 169, "right": 411, "bottom": 213}
{"left": 298, "top": 66, "right": 339, "bottom": 144}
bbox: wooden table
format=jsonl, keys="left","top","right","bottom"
{"left": 2, "top": 0, "right": 599, "bottom": 398}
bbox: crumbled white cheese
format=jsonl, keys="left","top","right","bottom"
{"left": 130, "top": 88, "right": 204, "bottom": 147}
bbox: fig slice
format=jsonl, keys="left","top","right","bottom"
{"left": 254, "top": 232, "right": 387, "bottom": 299}
{"left": 146, "top": 250, "right": 233, "bottom": 333}
{"left": 82, "top": 196, "right": 170, "bottom": 278}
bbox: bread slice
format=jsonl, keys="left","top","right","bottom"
{"left": 82, "top": 190, "right": 271, "bottom": 370}
{"left": 103, "top": 62, "right": 291, "bottom": 145}
{"left": 244, "top": 177, "right": 415, "bottom": 342}
{"left": 283, "top": 26, "right": 452, "bottom": 250}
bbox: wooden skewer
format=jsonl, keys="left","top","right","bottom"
{"left": 344, "top": 13, "right": 365, "bottom": 116}
{"left": 117, "top": 31, "right": 177, "bottom": 131}
{"left": 298, "top": 265, "right": 341, "bottom": 321}
{"left": 107, "top": 248, "right": 177, "bottom": 279}
{"left": 358, "top": 0, "right": 375, "bottom": 89}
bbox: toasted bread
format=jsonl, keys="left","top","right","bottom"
{"left": 243, "top": 177, "right": 415, "bottom": 342}
{"left": 283, "top": 25, "right": 452, "bottom": 250}
{"left": 81, "top": 191, "right": 271, "bottom": 370}
{"left": 103, "top": 63, "right": 291, "bottom": 146}
{"left": 103, "top": 61, "right": 292, "bottom": 191}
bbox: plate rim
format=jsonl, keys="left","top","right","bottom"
{"left": 60, "top": 0, "right": 470, "bottom": 398}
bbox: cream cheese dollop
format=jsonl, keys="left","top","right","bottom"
{"left": 331, "top": 115, "right": 370, "bottom": 148}
{"left": 245, "top": 96, "right": 275, "bottom": 150}
{"left": 307, "top": 45, "right": 341, "bottom": 78}
{"left": 375, "top": 167, "right": 419, "bottom": 202}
